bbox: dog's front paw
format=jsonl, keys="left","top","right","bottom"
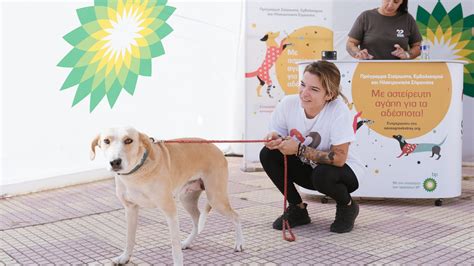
{"left": 234, "top": 242, "right": 244, "bottom": 252}
{"left": 114, "top": 253, "right": 131, "bottom": 265}
{"left": 181, "top": 239, "right": 192, "bottom": 250}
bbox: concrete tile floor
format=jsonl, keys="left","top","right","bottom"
{"left": 1, "top": 157, "right": 473, "bottom": 265}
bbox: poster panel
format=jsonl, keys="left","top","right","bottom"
{"left": 298, "top": 61, "right": 463, "bottom": 198}
{"left": 244, "top": 0, "right": 333, "bottom": 169}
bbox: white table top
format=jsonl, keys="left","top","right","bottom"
{"left": 297, "top": 60, "right": 468, "bottom": 64}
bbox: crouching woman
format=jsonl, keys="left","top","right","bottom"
{"left": 260, "top": 61, "right": 364, "bottom": 233}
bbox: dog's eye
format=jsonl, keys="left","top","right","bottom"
{"left": 124, "top": 138, "right": 133, "bottom": 144}
{"left": 103, "top": 139, "right": 110, "bottom": 145}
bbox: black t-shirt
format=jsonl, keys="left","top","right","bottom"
{"left": 348, "top": 9, "right": 422, "bottom": 60}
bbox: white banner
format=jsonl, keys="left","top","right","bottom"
{"left": 243, "top": 0, "right": 334, "bottom": 168}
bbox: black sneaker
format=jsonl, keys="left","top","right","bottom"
{"left": 330, "top": 201, "right": 359, "bottom": 233}
{"left": 273, "top": 203, "right": 311, "bottom": 230}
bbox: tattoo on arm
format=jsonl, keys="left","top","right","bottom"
{"left": 328, "top": 151, "right": 335, "bottom": 161}
{"left": 303, "top": 147, "right": 334, "bottom": 164}
{"left": 302, "top": 146, "right": 345, "bottom": 165}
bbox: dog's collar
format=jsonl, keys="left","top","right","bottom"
{"left": 118, "top": 149, "right": 149, "bottom": 176}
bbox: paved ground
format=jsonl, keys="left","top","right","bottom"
{"left": 1, "top": 157, "right": 473, "bottom": 265}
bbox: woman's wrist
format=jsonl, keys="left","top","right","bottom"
{"left": 297, "top": 143, "right": 306, "bottom": 157}
{"left": 352, "top": 48, "right": 361, "bottom": 57}
{"left": 404, "top": 51, "right": 411, "bottom": 59}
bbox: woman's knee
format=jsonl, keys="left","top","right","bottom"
{"left": 259, "top": 147, "right": 284, "bottom": 183}
{"left": 259, "top": 147, "right": 282, "bottom": 166}
{"left": 311, "top": 165, "right": 337, "bottom": 192}
{"left": 343, "top": 166, "right": 360, "bottom": 193}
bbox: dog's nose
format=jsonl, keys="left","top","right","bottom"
{"left": 110, "top": 158, "right": 122, "bottom": 168}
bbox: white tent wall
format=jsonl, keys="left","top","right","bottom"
{"left": 0, "top": 0, "right": 245, "bottom": 195}
{"left": 1, "top": 0, "right": 472, "bottom": 196}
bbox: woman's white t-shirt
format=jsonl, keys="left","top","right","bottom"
{"left": 269, "top": 95, "right": 365, "bottom": 180}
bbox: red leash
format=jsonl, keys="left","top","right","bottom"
{"left": 162, "top": 139, "right": 269, "bottom": 144}
{"left": 155, "top": 138, "right": 296, "bottom": 242}
{"left": 282, "top": 155, "right": 296, "bottom": 242}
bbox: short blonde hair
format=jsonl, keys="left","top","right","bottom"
{"left": 304, "top": 61, "right": 347, "bottom": 102}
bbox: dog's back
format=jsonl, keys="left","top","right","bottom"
{"left": 160, "top": 139, "right": 228, "bottom": 185}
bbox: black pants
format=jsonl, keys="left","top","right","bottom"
{"left": 260, "top": 147, "right": 359, "bottom": 205}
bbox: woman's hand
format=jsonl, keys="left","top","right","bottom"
{"left": 354, "top": 49, "right": 374, "bottom": 60}
{"left": 346, "top": 37, "right": 373, "bottom": 60}
{"left": 264, "top": 132, "right": 283, "bottom": 150}
{"left": 391, "top": 44, "right": 410, "bottom": 59}
{"left": 276, "top": 138, "right": 299, "bottom": 155}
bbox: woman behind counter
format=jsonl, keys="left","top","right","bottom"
{"left": 346, "top": 0, "right": 422, "bottom": 60}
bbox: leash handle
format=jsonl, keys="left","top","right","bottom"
{"left": 282, "top": 155, "right": 296, "bottom": 242}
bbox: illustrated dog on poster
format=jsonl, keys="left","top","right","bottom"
{"left": 90, "top": 127, "right": 244, "bottom": 265}
{"left": 352, "top": 111, "right": 374, "bottom": 133}
{"left": 343, "top": 101, "right": 374, "bottom": 133}
{"left": 245, "top": 31, "right": 289, "bottom": 98}
{"left": 393, "top": 134, "right": 447, "bottom": 160}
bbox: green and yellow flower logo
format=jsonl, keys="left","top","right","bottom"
{"left": 416, "top": 2, "right": 473, "bottom": 97}
{"left": 58, "top": 0, "right": 175, "bottom": 112}
{"left": 423, "top": 177, "right": 437, "bottom": 192}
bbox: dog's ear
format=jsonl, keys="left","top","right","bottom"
{"left": 260, "top": 34, "right": 269, "bottom": 42}
{"left": 90, "top": 135, "right": 100, "bottom": 160}
{"left": 139, "top": 132, "right": 155, "bottom": 160}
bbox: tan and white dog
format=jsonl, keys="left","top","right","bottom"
{"left": 90, "top": 127, "right": 244, "bottom": 265}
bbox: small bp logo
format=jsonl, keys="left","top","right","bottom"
{"left": 58, "top": 0, "right": 175, "bottom": 112}
{"left": 416, "top": 2, "right": 474, "bottom": 97}
{"left": 423, "top": 177, "right": 437, "bottom": 192}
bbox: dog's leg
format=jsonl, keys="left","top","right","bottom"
{"left": 198, "top": 203, "right": 212, "bottom": 234}
{"left": 179, "top": 189, "right": 202, "bottom": 249}
{"left": 159, "top": 199, "right": 184, "bottom": 266}
{"left": 210, "top": 201, "right": 244, "bottom": 252}
{"left": 432, "top": 146, "right": 441, "bottom": 160}
{"left": 256, "top": 76, "right": 265, "bottom": 97}
{"left": 115, "top": 204, "right": 139, "bottom": 264}
{"left": 266, "top": 85, "right": 274, "bottom": 98}
{"left": 256, "top": 84, "right": 263, "bottom": 97}
{"left": 202, "top": 166, "right": 244, "bottom": 252}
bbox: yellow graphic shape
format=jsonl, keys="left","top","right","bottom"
{"left": 275, "top": 26, "right": 333, "bottom": 95}
{"left": 352, "top": 63, "right": 451, "bottom": 138}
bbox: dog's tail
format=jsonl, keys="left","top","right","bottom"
{"left": 245, "top": 70, "right": 258, "bottom": 78}
{"left": 438, "top": 135, "right": 448, "bottom": 146}
{"left": 198, "top": 203, "right": 212, "bottom": 234}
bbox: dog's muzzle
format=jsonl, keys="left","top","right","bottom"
{"left": 110, "top": 158, "right": 122, "bottom": 171}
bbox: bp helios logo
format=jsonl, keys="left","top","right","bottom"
{"left": 423, "top": 177, "right": 437, "bottom": 192}
{"left": 58, "top": 0, "right": 175, "bottom": 112}
{"left": 416, "top": 2, "right": 473, "bottom": 97}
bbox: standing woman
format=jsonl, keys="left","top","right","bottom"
{"left": 260, "top": 61, "right": 364, "bottom": 233}
{"left": 346, "top": 0, "right": 422, "bottom": 60}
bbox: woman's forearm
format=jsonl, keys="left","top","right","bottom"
{"left": 408, "top": 45, "right": 421, "bottom": 59}
{"left": 346, "top": 41, "right": 360, "bottom": 58}
{"left": 298, "top": 145, "right": 347, "bottom": 167}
